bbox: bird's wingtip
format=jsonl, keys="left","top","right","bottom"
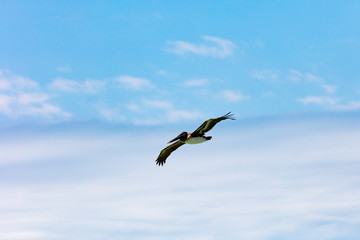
{"left": 224, "top": 111, "right": 236, "bottom": 120}
{"left": 155, "top": 159, "right": 165, "bottom": 166}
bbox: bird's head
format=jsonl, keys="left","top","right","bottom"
{"left": 168, "top": 131, "right": 188, "bottom": 143}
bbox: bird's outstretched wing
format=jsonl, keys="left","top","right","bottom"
{"left": 156, "top": 140, "right": 185, "bottom": 166}
{"left": 191, "top": 112, "right": 235, "bottom": 136}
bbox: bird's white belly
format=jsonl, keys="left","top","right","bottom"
{"left": 185, "top": 137, "right": 208, "bottom": 144}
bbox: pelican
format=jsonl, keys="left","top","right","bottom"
{"left": 156, "top": 112, "right": 235, "bottom": 166}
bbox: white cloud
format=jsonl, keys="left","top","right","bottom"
{"left": 124, "top": 103, "right": 141, "bottom": 112}
{"left": 132, "top": 118, "right": 163, "bottom": 125}
{"left": 49, "top": 78, "right": 105, "bottom": 93}
{"left": 297, "top": 96, "right": 338, "bottom": 105}
{"left": 0, "top": 70, "right": 70, "bottom": 119}
{"left": 133, "top": 109, "right": 202, "bottom": 125}
{"left": 143, "top": 99, "right": 173, "bottom": 109}
{"left": 183, "top": 78, "right": 209, "bottom": 87}
{"left": 83, "top": 79, "right": 105, "bottom": 93}
{"left": 1, "top": 117, "right": 360, "bottom": 239}
{"left": 49, "top": 78, "right": 79, "bottom": 92}
{"left": 23, "top": 103, "right": 71, "bottom": 118}
{"left": 288, "top": 69, "right": 323, "bottom": 82}
{"left": 0, "top": 69, "right": 38, "bottom": 91}
{"left": 0, "top": 78, "right": 11, "bottom": 90}
{"left": 250, "top": 70, "right": 278, "bottom": 82}
{"left": 0, "top": 93, "right": 71, "bottom": 119}
{"left": 17, "top": 93, "right": 49, "bottom": 105}
{"left": 126, "top": 101, "right": 201, "bottom": 123}
{"left": 166, "top": 36, "right": 236, "bottom": 58}
{"left": 99, "top": 107, "right": 126, "bottom": 121}
{"left": 219, "top": 90, "right": 249, "bottom": 102}
{"left": 130, "top": 99, "right": 202, "bottom": 125}
{"left": 0, "top": 94, "right": 14, "bottom": 114}
{"left": 297, "top": 96, "right": 360, "bottom": 112}
{"left": 116, "top": 75, "right": 152, "bottom": 90}
{"left": 332, "top": 101, "right": 360, "bottom": 111}
{"left": 166, "top": 109, "right": 202, "bottom": 122}
{"left": 322, "top": 84, "right": 337, "bottom": 94}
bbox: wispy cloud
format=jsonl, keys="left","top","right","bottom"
{"left": 82, "top": 79, "right": 105, "bottom": 93}
{"left": 166, "top": 109, "right": 202, "bottom": 122}
{"left": 183, "top": 78, "right": 209, "bottom": 87}
{"left": 0, "top": 93, "right": 71, "bottom": 119}
{"left": 144, "top": 99, "right": 202, "bottom": 122}
{"left": 0, "top": 69, "right": 38, "bottom": 91}
{"left": 219, "top": 90, "right": 249, "bottom": 102}
{"left": 0, "top": 70, "right": 70, "bottom": 119}
{"left": 288, "top": 69, "right": 323, "bottom": 82}
{"left": 116, "top": 75, "right": 153, "bottom": 90}
{"left": 0, "top": 78, "right": 10, "bottom": 90}
{"left": 156, "top": 70, "right": 169, "bottom": 76}
{"left": 124, "top": 103, "right": 141, "bottom": 112}
{"left": 166, "top": 36, "right": 236, "bottom": 58}
{"left": 1, "top": 117, "right": 360, "bottom": 239}
{"left": 17, "top": 93, "right": 49, "bottom": 105}
{"left": 56, "top": 66, "right": 72, "bottom": 72}
{"left": 125, "top": 100, "right": 202, "bottom": 124}
{"left": 98, "top": 107, "right": 126, "bottom": 121}
{"left": 143, "top": 99, "right": 173, "bottom": 109}
{"left": 49, "top": 78, "right": 105, "bottom": 93}
{"left": 297, "top": 96, "right": 360, "bottom": 111}
{"left": 130, "top": 99, "right": 202, "bottom": 124}
{"left": 332, "top": 101, "right": 360, "bottom": 111}
{"left": 250, "top": 70, "right": 278, "bottom": 82}
{"left": 322, "top": 84, "right": 337, "bottom": 94}
{"left": 49, "top": 78, "right": 78, "bottom": 92}
{"left": 23, "top": 103, "right": 71, "bottom": 118}
{"left": 297, "top": 96, "right": 338, "bottom": 105}
{"left": 0, "top": 94, "right": 14, "bottom": 115}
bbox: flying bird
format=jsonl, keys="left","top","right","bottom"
{"left": 156, "top": 112, "right": 235, "bottom": 166}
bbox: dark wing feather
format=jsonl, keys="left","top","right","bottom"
{"left": 191, "top": 112, "right": 235, "bottom": 136}
{"left": 156, "top": 140, "right": 185, "bottom": 166}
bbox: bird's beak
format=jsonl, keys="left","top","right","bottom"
{"left": 167, "top": 133, "right": 182, "bottom": 144}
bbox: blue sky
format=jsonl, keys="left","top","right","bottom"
{"left": 1, "top": 0, "right": 360, "bottom": 124}
{"left": 1, "top": 1, "right": 360, "bottom": 239}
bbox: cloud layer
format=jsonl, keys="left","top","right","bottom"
{"left": 166, "top": 36, "right": 236, "bottom": 58}
{"left": 1, "top": 116, "right": 360, "bottom": 239}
